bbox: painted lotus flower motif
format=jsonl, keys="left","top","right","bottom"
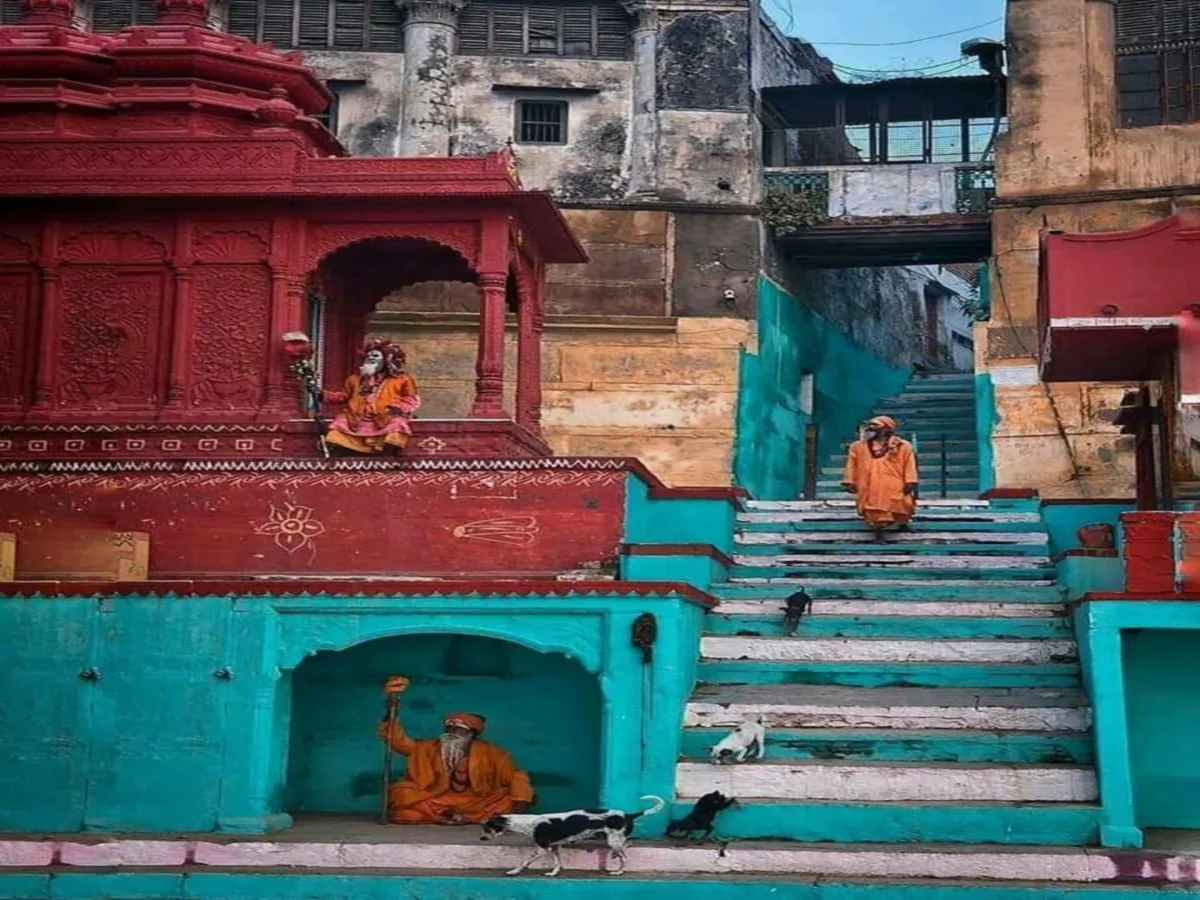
{"left": 254, "top": 502, "right": 326, "bottom": 557}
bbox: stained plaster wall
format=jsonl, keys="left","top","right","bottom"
{"left": 986, "top": 0, "right": 1200, "bottom": 497}
{"left": 779, "top": 264, "right": 976, "bottom": 372}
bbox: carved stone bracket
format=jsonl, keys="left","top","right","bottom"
{"left": 631, "top": 612, "right": 657, "bottom": 664}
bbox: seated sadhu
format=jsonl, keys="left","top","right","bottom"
{"left": 377, "top": 676, "right": 534, "bottom": 825}
{"left": 323, "top": 338, "right": 421, "bottom": 455}
{"left": 841, "top": 415, "right": 919, "bottom": 539}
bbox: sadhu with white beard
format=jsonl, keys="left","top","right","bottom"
{"left": 376, "top": 676, "right": 534, "bottom": 824}
{"left": 323, "top": 338, "right": 421, "bottom": 455}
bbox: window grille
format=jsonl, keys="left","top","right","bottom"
{"left": 221, "top": 0, "right": 403, "bottom": 50}
{"left": 516, "top": 100, "right": 567, "bottom": 144}
{"left": 1115, "top": 0, "right": 1200, "bottom": 125}
{"left": 457, "top": 0, "right": 630, "bottom": 59}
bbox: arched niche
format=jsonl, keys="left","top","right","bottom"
{"left": 282, "top": 632, "right": 602, "bottom": 816}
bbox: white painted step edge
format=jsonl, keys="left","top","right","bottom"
{"left": 715, "top": 600, "right": 1066, "bottom": 618}
{"left": 730, "top": 578, "right": 1059, "bottom": 587}
{"left": 732, "top": 555, "right": 1051, "bottom": 569}
{"left": 9, "top": 838, "right": 1200, "bottom": 884}
{"left": 736, "top": 531, "right": 1048, "bottom": 545}
{"left": 675, "top": 761, "right": 1098, "bottom": 803}
{"left": 700, "top": 637, "right": 1077, "bottom": 664}
{"left": 683, "top": 702, "right": 1093, "bottom": 732}
{"left": 746, "top": 499, "right": 991, "bottom": 510}
{"left": 738, "top": 512, "right": 1041, "bottom": 524}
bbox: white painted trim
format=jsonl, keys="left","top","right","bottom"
{"left": 2, "top": 838, "right": 1198, "bottom": 884}
{"left": 736, "top": 532, "right": 1048, "bottom": 545}
{"left": 745, "top": 499, "right": 990, "bottom": 510}
{"left": 715, "top": 600, "right": 1065, "bottom": 618}
{"left": 730, "top": 577, "right": 1058, "bottom": 587}
{"left": 737, "top": 512, "right": 1041, "bottom": 524}
{"left": 675, "top": 761, "right": 1098, "bottom": 803}
{"left": 684, "top": 702, "right": 1092, "bottom": 732}
{"left": 732, "top": 554, "right": 1050, "bottom": 569}
{"left": 1049, "top": 316, "right": 1176, "bottom": 329}
{"left": 700, "top": 636, "right": 1077, "bottom": 664}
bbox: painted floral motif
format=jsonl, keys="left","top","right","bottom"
{"left": 253, "top": 502, "right": 326, "bottom": 558}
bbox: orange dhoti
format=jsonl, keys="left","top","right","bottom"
{"left": 378, "top": 718, "right": 533, "bottom": 825}
{"left": 842, "top": 435, "right": 919, "bottom": 528}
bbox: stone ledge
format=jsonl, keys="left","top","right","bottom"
{"left": 372, "top": 311, "right": 680, "bottom": 332}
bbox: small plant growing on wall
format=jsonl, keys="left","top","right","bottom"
{"left": 761, "top": 189, "right": 831, "bottom": 236}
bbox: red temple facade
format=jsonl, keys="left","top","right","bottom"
{"left": 0, "top": 0, "right": 586, "bottom": 462}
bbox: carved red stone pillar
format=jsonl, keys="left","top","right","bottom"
{"left": 164, "top": 267, "right": 193, "bottom": 412}
{"left": 471, "top": 273, "right": 507, "bottom": 418}
{"left": 31, "top": 266, "right": 59, "bottom": 412}
{"left": 515, "top": 267, "right": 543, "bottom": 434}
{"left": 264, "top": 267, "right": 303, "bottom": 414}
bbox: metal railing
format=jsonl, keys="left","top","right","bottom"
{"left": 764, "top": 118, "right": 1007, "bottom": 168}
{"left": 954, "top": 165, "right": 996, "bottom": 214}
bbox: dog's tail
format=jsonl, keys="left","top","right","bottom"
{"left": 636, "top": 794, "right": 666, "bottom": 818}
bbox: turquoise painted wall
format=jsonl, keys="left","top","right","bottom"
{"left": 0, "top": 591, "right": 706, "bottom": 835}
{"left": 734, "top": 276, "right": 910, "bottom": 499}
{"left": 975, "top": 372, "right": 996, "bottom": 493}
{"left": 623, "top": 473, "right": 736, "bottom": 553}
{"left": 287, "top": 635, "right": 601, "bottom": 814}
{"left": 1042, "top": 503, "right": 1132, "bottom": 558}
{"left": 1074, "top": 600, "right": 1200, "bottom": 847}
{"left": 0, "top": 872, "right": 1190, "bottom": 900}
{"left": 1122, "top": 629, "right": 1200, "bottom": 829}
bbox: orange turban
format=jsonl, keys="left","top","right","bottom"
{"left": 444, "top": 713, "right": 486, "bottom": 735}
{"left": 869, "top": 416, "right": 898, "bottom": 430}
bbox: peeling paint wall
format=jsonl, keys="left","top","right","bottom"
{"left": 986, "top": 0, "right": 1200, "bottom": 498}
{"left": 771, "top": 164, "right": 973, "bottom": 219}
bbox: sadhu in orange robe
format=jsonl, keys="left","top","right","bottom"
{"left": 841, "top": 416, "right": 919, "bottom": 528}
{"left": 377, "top": 712, "right": 534, "bottom": 825}
{"left": 324, "top": 372, "right": 421, "bottom": 454}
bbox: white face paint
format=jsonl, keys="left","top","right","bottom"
{"left": 439, "top": 730, "right": 473, "bottom": 770}
{"left": 360, "top": 349, "right": 384, "bottom": 377}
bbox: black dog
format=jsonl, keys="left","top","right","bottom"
{"left": 665, "top": 791, "right": 736, "bottom": 840}
{"left": 782, "top": 589, "right": 812, "bottom": 635}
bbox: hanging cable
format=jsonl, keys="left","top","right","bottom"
{"left": 811, "top": 17, "right": 1003, "bottom": 47}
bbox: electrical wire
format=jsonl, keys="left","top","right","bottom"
{"left": 810, "top": 16, "right": 1002, "bottom": 47}
{"left": 831, "top": 58, "right": 974, "bottom": 79}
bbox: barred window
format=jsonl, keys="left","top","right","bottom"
{"left": 225, "top": 0, "right": 404, "bottom": 50}
{"left": 457, "top": 0, "right": 630, "bottom": 59}
{"left": 91, "top": 0, "right": 156, "bottom": 30}
{"left": 516, "top": 100, "right": 567, "bottom": 144}
{"left": 1116, "top": 0, "right": 1200, "bottom": 126}
{"left": 0, "top": 0, "right": 23, "bottom": 22}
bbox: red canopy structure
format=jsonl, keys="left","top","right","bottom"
{"left": 0, "top": 0, "right": 587, "bottom": 461}
{"left": 1038, "top": 211, "right": 1200, "bottom": 384}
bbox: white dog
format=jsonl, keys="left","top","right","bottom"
{"left": 709, "top": 715, "right": 766, "bottom": 764}
{"left": 480, "top": 795, "right": 665, "bottom": 877}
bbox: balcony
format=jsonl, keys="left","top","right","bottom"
{"left": 761, "top": 75, "right": 1004, "bottom": 267}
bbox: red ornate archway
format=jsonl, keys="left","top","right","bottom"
{"left": 0, "top": 0, "right": 586, "bottom": 460}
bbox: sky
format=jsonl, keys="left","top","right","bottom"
{"left": 767, "top": 0, "right": 1007, "bottom": 80}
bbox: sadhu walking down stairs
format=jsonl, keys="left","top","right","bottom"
{"left": 841, "top": 415, "right": 920, "bottom": 540}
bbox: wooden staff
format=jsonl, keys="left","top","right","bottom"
{"left": 380, "top": 675, "right": 409, "bottom": 824}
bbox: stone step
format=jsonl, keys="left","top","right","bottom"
{"left": 675, "top": 760, "right": 1098, "bottom": 803}
{"left": 685, "top": 685, "right": 1092, "bottom": 732}
{"left": 815, "top": 479, "right": 980, "bottom": 492}
{"left": 745, "top": 499, "right": 995, "bottom": 511}
{"left": 674, "top": 800, "right": 1101, "bottom": 844}
{"left": 716, "top": 599, "right": 1064, "bottom": 617}
{"left": 713, "top": 581, "right": 1064, "bottom": 601}
{"left": 678, "top": 726, "right": 1094, "bottom": 764}
{"left": 736, "top": 531, "right": 1046, "bottom": 546}
{"left": 700, "top": 636, "right": 1078, "bottom": 664}
{"left": 728, "top": 566, "right": 1056, "bottom": 583}
{"left": 737, "top": 517, "right": 1044, "bottom": 533}
{"left": 695, "top": 659, "right": 1082, "bottom": 689}
{"left": 814, "top": 491, "right": 981, "bottom": 502}
{"left": 34, "top": 830, "right": 1200, "bottom": 879}
{"left": 732, "top": 553, "right": 1050, "bottom": 568}
{"left": 734, "top": 543, "right": 1050, "bottom": 558}
{"left": 705, "top": 614, "right": 1073, "bottom": 641}
{"left": 819, "top": 466, "right": 980, "bottom": 477}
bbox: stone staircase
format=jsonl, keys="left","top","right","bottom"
{"left": 817, "top": 371, "right": 979, "bottom": 500}
{"left": 674, "top": 497, "right": 1100, "bottom": 844}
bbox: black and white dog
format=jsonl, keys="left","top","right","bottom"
{"left": 480, "top": 794, "right": 665, "bottom": 877}
{"left": 666, "top": 791, "right": 736, "bottom": 840}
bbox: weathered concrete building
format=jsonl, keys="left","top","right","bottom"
{"left": 989, "top": 0, "right": 1200, "bottom": 498}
